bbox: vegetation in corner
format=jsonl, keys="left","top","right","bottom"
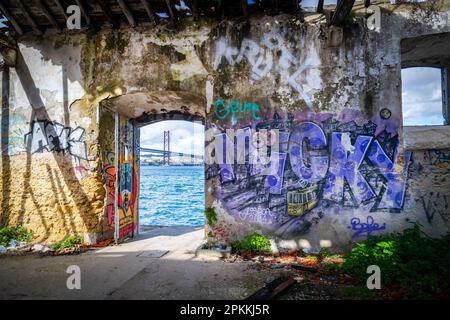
{"left": 52, "top": 235, "right": 83, "bottom": 252}
{"left": 0, "top": 226, "right": 33, "bottom": 247}
{"left": 231, "top": 233, "right": 271, "bottom": 254}
{"left": 205, "top": 207, "right": 217, "bottom": 226}
{"left": 338, "top": 223, "right": 450, "bottom": 298}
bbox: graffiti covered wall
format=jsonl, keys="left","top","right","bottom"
{"left": 0, "top": 21, "right": 210, "bottom": 243}
{"left": 204, "top": 7, "right": 450, "bottom": 251}
{"left": 0, "top": 1, "right": 449, "bottom": 249}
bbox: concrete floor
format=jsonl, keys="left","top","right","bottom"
{"left": 0, "top": 226, "right": 273, "bottom": 300}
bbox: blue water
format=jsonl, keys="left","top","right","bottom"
{"left": 139, "top": 166, "right": 205, "bottom": 226}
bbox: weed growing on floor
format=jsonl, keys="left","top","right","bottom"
{"left": 231, "top": 233, "right": 271, "bottom": 254}
{"left": 52, "top": 235, "right": 83, "bottom": 252}
{"left": 0, "top": 225, "right": 33, "bottom": 247}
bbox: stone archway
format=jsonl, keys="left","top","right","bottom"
{"left": 102, "top": 91, "right": 206, "bottom": 127}
{"left": 98, "top": 90, "right": 206, "bottom": 241}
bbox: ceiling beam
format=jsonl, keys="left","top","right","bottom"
{"left": 54, "top": 0, "right": 68, "bottom": 20}
{"left": 242, "top": 0, "right": 248, "bottom": 19}
{"left": 117, "top": 0, "right": 136, "bottom": 27}
{"left": 35, "top": 0, "right": 61, "bottom": 31}
{"left": 165, "top": 0, "right": 175, "bottom": 21}
{"left": 330, "top": 0, "right": 356, "bottom": 25}
{"left": 16, "top": 0, "right": 43, "bottom": 35}
{"left": 74, "top": 0, "right": 92, "bottom": 27}
{"left": 192, "top": 0, "right": 199, "bottom": 21}
{"left": 292, "top": 0, "right": 299, "bottom": 13}
{"left": 140, "top": 0, "right": 157, "bottom": 24}
{"left": 272, "top": 0, "right": 279, "bottom": 15}
{"left": 0, "top": 2, "right": 24, "bottom": 35}
{"left": 317, "top": 0, "right": 324, "bottom": 13}
{"left": 216, "top": 0, "right": 224, "bottom": 20}
{"left": 96, "top": 0, "right": 118, "bottom": 27}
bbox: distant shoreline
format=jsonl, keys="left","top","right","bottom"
{"left": 140, "top": 164, "right": 204, "bottom": 167}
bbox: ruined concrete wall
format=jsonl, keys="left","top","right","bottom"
{"left": 204, "top": 2, "right": 450, "bottom": 251}
{"left": 0, "top": 21, "right": 212, "bottom": 243}
{"left": 0, "top": 1, "right": 449, "bottom": 249}
{"left": 0, "top": 35, "right": 105, "bottom": 243}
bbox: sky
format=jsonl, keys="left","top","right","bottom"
{"left": 402, "top": 67, "right": 444, "bottom": 126}
{"left": 0, "top": 16, "right": 7, "bottom": 29}
{"left": 140, "top": 120, "right": 205, "bottom": 156}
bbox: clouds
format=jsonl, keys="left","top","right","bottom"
{"left": 402, "top": 67, "right": 444, "bottom": 126}
{"left": 140, "top": 120, "right": 204, "bottom": 156}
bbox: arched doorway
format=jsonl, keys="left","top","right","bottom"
{"left": 99, "top": 91, "right": 206, "bottom": 242}
{"left": 139, "top": 120, "right": 205, "bottom": 228}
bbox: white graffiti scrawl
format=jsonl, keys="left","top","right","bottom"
{"left": 24, "top": 121, "right": 88, "bottom": 160}
{"left": 213, "top": 32, "right": 321, "bottom": 108}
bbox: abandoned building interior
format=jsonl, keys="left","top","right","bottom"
{"left": 0, "top": 0, "right": 449, "bottom": 253}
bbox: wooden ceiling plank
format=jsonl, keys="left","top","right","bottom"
{"left": 242, "top": 0, "right": 248, "bottom": 19}
{"left": 330, "top": 0, "right": 356, "bottom": 25}
{"left": 165, "top": 0, "right": 175, "bottom": 21}
{"left": 192, "top": 0, "right": 199, "bottom": 21}
{"left": 74, "top": 0, "right": 92, "bottom": 26}
{"left": 216, "top": 0, "right": 224, "bottom": 20}
{"left": 54, "top": 0, "right": 68, "bottom": 20}
{"left": 140, "top": 0, "right": 157, "bottom": 24}
{"left": 117, "top": 0, "right": 137, "bottom": 27}
{"left": 35, "top": 0, "right": 61, "bottom": 31}
{"left": 16, "top": 0, "right": 43, "bottom": 35}
{"left": 317, "top": 0, "right": 324, "bottom": 13}
{"left": 95, "top": 0, "right": 118, "bottom": 27}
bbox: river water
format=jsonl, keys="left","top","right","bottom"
{"left": 139, "top": 166, "right": 205, "bottom": 226}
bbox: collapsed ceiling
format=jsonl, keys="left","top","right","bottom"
{"left": 0, "top": 0, "right": 360, "bottom": 36}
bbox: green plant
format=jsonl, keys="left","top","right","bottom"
{"left": 205, "top": 207, "right": 217, "bottom": 226}
{"left": 231, "top": 233, "right": 271, "bottom": 254}
{"left": 52, "top": 235, "right": 83, "bottom": 252}
{"left": 339, "top": 223, "right": 450, "bottom": 298}
{"left": 0, "top": 226, "right": 33, "bottom": 247}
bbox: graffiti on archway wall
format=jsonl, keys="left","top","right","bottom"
{"left": 117, "top": 117, "right": 139, "bottom": 239}
{"left": 207, "top": 107, "right": 411, "bottom": 238}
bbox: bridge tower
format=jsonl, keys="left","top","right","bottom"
{"left": 163, "top": 131, "right": 170, "bottom": 165}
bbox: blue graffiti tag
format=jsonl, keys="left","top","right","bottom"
{"left": 323, "top": 133, "right": 376, "bottom": 203}
{"left": 350, "top": 215, "right": 386, "bottom": 238}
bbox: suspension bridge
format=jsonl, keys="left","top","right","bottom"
{"left": 140, "top": 131, "right": 204, "bottom": 166}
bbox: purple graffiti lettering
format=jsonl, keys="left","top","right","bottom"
{"left": 323, "top": 133, "right": 376, "bottom": 203}
{"left": 265, "top": 152, "right": 287, "bottom": 194}
{"left": 215, "top": 132, "right": 236, "bottom": 183}
{"left": 368, "top": 141, "right": 412, "bottom": 210}
{"left": 289, "top": 122, "right": 328, "bottom": 183}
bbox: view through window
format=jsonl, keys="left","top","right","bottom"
{"left": 402, "top": 67, "right": 445, "bottom": 126}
